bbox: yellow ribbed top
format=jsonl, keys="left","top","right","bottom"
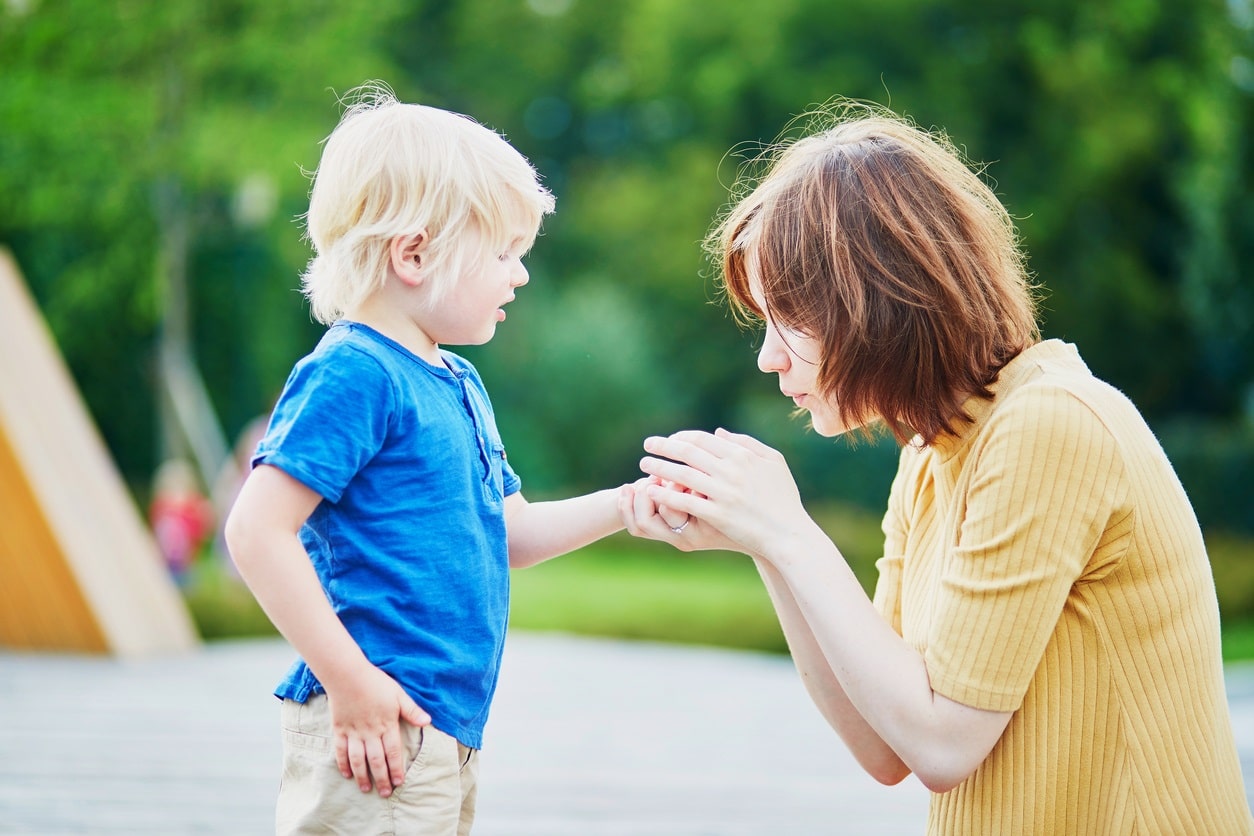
{"left": 873, "top": 340, "right": 1252, "bottom": 835}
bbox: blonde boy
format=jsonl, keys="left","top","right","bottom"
{"left": 225, "top": 84, "right": 629, "bottom": 835}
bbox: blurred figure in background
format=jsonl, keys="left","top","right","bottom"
{"left": 211, "top": 412, "right": 270, "bottom": 575}
{"left": 149, "top": 457, "right": 214, "bottom": 585}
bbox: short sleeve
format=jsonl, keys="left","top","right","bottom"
{"left": 873, "top": 446, "right": 920, "bottom": 636}
{"left": 924, "top": 386, "right": 1128, "bottom": 712}
{"left": 253, "top": 346, "right": 393, "bottom": 502}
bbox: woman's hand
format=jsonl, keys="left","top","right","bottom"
{"left": 633, "top": 428, "right": 817, "bottom": 559}
{"left": 619, "top": 475, "right": 741, "bottom": 552}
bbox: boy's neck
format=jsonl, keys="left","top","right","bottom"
{"left": 343, "top": 299, "right": 444, "bottom": 368}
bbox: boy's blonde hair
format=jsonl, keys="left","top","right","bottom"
{"left": 301, "top": 82, "right": 555, "bottom": 324}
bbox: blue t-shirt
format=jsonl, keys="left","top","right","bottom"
{"left": 253, "top": 321, "right": 520, "bottom": 749}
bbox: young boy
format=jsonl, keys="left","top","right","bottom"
{"left": 224, "top": 83, "right": 630, "bottom": 835}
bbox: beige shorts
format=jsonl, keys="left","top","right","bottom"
{"left": 275, "top": 694, "right": 479, "bottom": 836}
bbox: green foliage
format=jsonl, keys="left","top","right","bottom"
{"left": 181, "top": 557, "right": 278, "bottom": 641}
{"left": 0, "top": 0, "right": 408, "bottom": 482}
{"left": 1159, "top": 420, "right": 1254, "bottom": 534}
{"left": 1210, "top": 531, "right": 1254, "bottom": 619}
{"left": 2, "top": 0, "right": 1251, "bottom": 534}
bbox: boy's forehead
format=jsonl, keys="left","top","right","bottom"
{"left": 456, "top": 219, "right": 537, "bottom": 249}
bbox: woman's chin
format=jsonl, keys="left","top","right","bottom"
{"left": 808, "top": 417, "right": 845, "bottom": 438}
{"left": 809, "top": 412, "right": 867, "bottom": 438}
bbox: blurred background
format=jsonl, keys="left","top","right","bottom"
{"left": 2, "top": 0, "right": 1252, "bottom": 652}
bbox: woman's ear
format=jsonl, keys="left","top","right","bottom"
{"left": 390, "top": 231, "right": 429, "bottom": 287}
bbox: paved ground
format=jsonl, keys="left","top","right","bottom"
{"left": 1, "top": 633, "right": 1252, "bottom": 835}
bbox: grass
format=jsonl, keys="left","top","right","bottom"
{"left": 182, "top": 504, "right": 1254, "bottom": 663}
{"left": 509, "top": 502, "right": 887, "bottom": 652}
{"left": 509, "top": 537, "right": 786, "bottom": 651}
{"left": 1211, "top": 532, "right": 1254, "bottom": 662}
{"left": 1221, "top": 622, "right": 1254, "bottom": 663}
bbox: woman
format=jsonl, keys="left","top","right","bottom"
{"left": 622, "top": 104, "right": 1252, "bottom": 834}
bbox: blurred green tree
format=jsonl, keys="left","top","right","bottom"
{"left": 387, "top": 0, "right": 1253, "bottom": 510}
{"left": 0, "top": 0, "right": 407, "bottom": 490}
{"left": 2, "top": 0, "right": 1250, "bottom": 529}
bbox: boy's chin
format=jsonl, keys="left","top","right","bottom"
{"left": 446, "top": 326, "right": 498, "bottom": 347}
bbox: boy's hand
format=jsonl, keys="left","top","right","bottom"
{"left": 651, "top": 477, "right": 692, "bottom": 532}
{"left": 619, "top": 477, "right": 740, "bottom": 553}
{"left": 326, "top": 665, "right": 431, "bottom": 797}
{"left": 637, "top": 429, "right": 811, "bottom": 558}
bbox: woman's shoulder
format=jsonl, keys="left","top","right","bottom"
{"left": 999, "top": 348, "right": 1141, "bottom": 442}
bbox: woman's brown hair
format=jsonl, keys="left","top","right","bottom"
{"left": 709, "top": 102, "right": 1040, "bottom": 446}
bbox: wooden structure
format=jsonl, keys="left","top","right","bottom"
{"left": 0, "top": 248, "right": 199, "bottom": 655}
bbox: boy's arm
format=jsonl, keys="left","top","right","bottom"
{"left": 504, "top": 486, "right": 631, "bottom": 568}
{"left": 224, "top": 464, "right": 429, "bottom": 797}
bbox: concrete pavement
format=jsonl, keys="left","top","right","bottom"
{"left": 1, "top": 633, "right": 1251, "bottom": 834}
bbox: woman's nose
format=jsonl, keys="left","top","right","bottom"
{"left": 757, "top": 328, "right": 790, "bottom": 374}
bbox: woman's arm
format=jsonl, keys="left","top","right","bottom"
{"left": 636, "top": 429, "right": 1012, "bottom": 792}
{"left": 224, "top": 464, "right": 429, "bottom": 797}
{"left": 752, "top": 558, "right": 912, "bottom": 784}
{"left": 504, "top": 486, "right": 630, "bottom": 568}
{"left": 618, "top": 479, "right": 907, "bottom": 780}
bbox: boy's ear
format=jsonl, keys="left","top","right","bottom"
{"left": 390, "top": 231, "right": 429, "bottom": 287}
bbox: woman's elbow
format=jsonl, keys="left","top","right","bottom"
{"left": 853, "top": 744, "right": 969, "bottom": 790}
{"left": 845, "top": 743, "right": 913, "bottom": 787}
{"left": 911, "top": 759, "right": 979, "bottom": 794}
{"left": 868, "top": 760, "right": 913, "bottom": 787}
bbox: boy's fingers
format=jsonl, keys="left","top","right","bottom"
{"left": 400, "top": 695, "right": 431, "bottom": 728}
{"left": 617, "top": 486, "right": 640, "bottom": 534}
{"left": 335, "top": 736, "right": 352, "bottom": 779}
{"left": 347, "top": 738, "right": 371, "bottom": 792}
{"left": 384, "top": 729, "right": 407, "bottom": 789}
{"left": 363, "top": 736, "right": 393, "bottom": 795}
{"left": 368, "top": 750, "right": 392, "bottom": 796}
{"left": 632, "top": 478, "right": 657, "bottom": 521}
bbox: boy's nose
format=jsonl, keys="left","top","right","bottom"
{"left": 512, "top": 264, "right": 530, "bottom": 288}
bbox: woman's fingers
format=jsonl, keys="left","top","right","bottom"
{"left": 713, "top": 426, "right": 785, "bottom": 460}
{"left": 656, "top": 500, "right": 688, "bottom": 531}
{"left": 640, "top": 429, "right": 781, "bottom": 492}
{"left": 642, "top": 431, "right": 733, "bottom": 474}
{"left": 638, "top": 455, "right": 715, "bottom": 496}
{"left": 643, "top": 482, "right": 706, "bottom": 519}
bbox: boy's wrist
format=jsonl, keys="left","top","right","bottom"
{"left": 308, "top": 645, "right": 376, "bottom": 695}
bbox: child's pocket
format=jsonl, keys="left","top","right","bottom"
{"left": 486, "top": 442, "right": 506, "bottom": 499}
{"left": 280, "top": 696, "right": 332, "bottom": 755}
{"left": 395, "top": 725, "right": 461, "bottom": 800}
